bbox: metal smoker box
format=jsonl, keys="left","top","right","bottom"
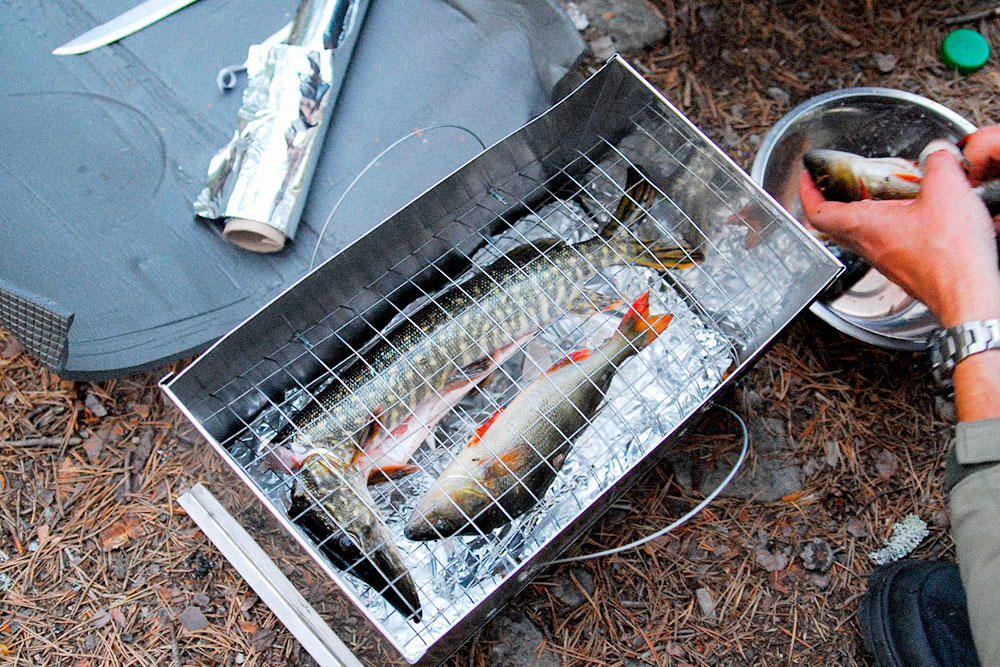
{"left": 162, "top": 57, "right": 842, "bottom": 665}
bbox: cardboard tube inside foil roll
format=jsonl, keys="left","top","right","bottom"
{"left": 194, "top": 0, "right": 371, "bottom": 253}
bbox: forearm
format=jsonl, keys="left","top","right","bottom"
{"left": 944, "top": 283, "right": 1000, "bottom": 422}
{"left": 954, "top": 351, "right": 1000, "bottom": 422}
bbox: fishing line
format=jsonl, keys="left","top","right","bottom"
{"left": 542, "top": 403, "right": 749, "bottom": 566}
{"left": 309, "top": 124, "right": 488, "bottom": 272}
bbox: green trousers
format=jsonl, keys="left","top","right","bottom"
{"left": 949, "top": 417, "right": 1000, "bottom": 665}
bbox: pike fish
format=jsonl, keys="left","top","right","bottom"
{"left": 803, "top": 147, "right": 1000, "bottom": 215}
{"left": 280, "top": 173, "right": 701, "bottom": 620}
{"left": 404, "top": 291, "right": 672, "bottom": 540}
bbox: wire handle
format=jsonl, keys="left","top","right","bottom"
{"left": 309, "top": 124, "right": 487, "bottom": 272}
{"left": 543, "top": 403, "right": 748, "bottom": 565}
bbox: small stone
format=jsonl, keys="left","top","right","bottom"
{"left": 574, "top": 0, "right": 667, "bottom": 53}
{"left": 588, "top": 35, "right": 617, "bottom": 61}
{"left": 805, "top": 571, "right": 831, "bottom": 589}
{"left": 82, "top": 436, "right": 103, "bottom": 463}
{"left": 572, "top": 569, "right": 594, "bottom": 597}
{"left": 551, "top": 577, "right": 586, "bottom": 608}
{"left": 741, "top": 389, "right": 762, "bottom": 411}
{"left": 251, "top": 627, "right": 277, "bottom": 652}
{"left": 825, "top": 440, "right": 841, "bottom": 468}
{"left": 695, "top": 588, "right": 716, "bottom": 620}
{"left": 755, "top": 543, "right": 791, "bottom": 572}
{"left": 721, "top": 126, "right": 739, "bottom": 149}
{"left": 875, "top": 449, "right": 900, "bottom": 479}
{"left": 234, "top": 654, "right": 246, "bottom": 665}
{"left": 192, "top": 592, "right": 211, "bottom": 607}
{"left": 874, "top": 53, "right": 898, "bottom": 73}
{"left": 846, "top": 519, "right": 866, "bottom": 538}
{"left": 489, "top": 609, "right": 559, "bottom": 667}
{"left": 801, "top": 458, "right": 822, "bottom": 478}
{"left": 89, "top": 609, "right": 112, "bottom": 628}
{"left": 177, "top": 606, "right": 209, "bottom": 632}
{"left": 750, "top": 418, "right": 792, "bottom": 453}
{"left": 1, "top": 337, "right": 24, "bottom": 359}
{"left": 85, "top": 393, "right": 108, "bottom": 418}
{"left": 701, "top": 455, "right": 801, "bottom": 502}
{"left": 667, "top": 451, "right": 694, "bottom": 491}
{"left": 697, "top": 4, "right": 720, "bottom": 29}
{"left": 564, "top": 2, "right": 590, "bottom": 30}
{"left": 767, "top": 87, "right": 790, "bottom": 105}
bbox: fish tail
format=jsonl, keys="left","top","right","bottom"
{"left": 592, "top": 166, "right": 703, "bottom": 269}
{"left": 601, "top": 165, "right": 659, "bottom": 237}
{"left": 609, "top": 234, "right": 704, "bottom": 270}
{"left": 606, "top": 291, "right": 673, "bottom": 360}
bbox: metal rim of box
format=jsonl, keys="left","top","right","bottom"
{"left": 163, "top": 56, "right": 843, "bottom": 665}
{"left": 750, "top": 86, "right": 978, "bottom": 352}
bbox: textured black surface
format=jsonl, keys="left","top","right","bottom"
{"left": 0, "top": 0, "right": 583, "bottom": 378}
{"left": 859, "top": 559, "right": 982, "bottom": 667}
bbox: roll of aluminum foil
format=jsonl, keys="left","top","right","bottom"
{"left": 194, "top": 0, "right": 370, "bottom": 253}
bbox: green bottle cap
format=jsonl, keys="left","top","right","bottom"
{"left": 941, "top": 28, "right": 990, "bottom": 73}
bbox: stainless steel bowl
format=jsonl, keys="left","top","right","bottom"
{"left": 750, "top": 87, "right": 976, "bottom": 350}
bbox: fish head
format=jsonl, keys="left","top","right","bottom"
{"left": 802, "top": 149, "right": 864, "bottom": 202}
{"left": 290, "top": 452, "right": 422, "bottom": 620}
{"left": 404, "top": 467, "right": 496, "bottom": 541}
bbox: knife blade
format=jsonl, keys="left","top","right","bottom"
{"left": 52, "top": 0, "right": 201, "bottom": 55}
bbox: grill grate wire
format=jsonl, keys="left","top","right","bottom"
{"left": 186, "top": 92, "right": 833, "bottom": 661}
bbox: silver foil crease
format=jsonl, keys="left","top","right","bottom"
{"left": 225, "top": 163, "right": 739, "bottom": 659}
{"left": 194, "top": 0, "right": 369, "bottom": 245}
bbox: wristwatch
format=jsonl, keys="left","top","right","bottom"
{"left": 929, "top": 319, "right": 1000, "bottom": 386}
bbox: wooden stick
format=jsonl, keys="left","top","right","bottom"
{"left": 1, "top": 437, "right": 81, "bottom": 448}
{"left": 946, "top": 3, "right": 1000, "bottom": 24}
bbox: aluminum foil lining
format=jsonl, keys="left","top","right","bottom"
{"left": 194, "top": 43, "right": 336, "bottom": 240}
{"left": 224, "top": 169, "right": 743, "bottom": 659}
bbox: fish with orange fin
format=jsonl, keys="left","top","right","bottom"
{"left": 277, "top": 169, "right": 701, "bottom": 619}
{"left": 404, "top": 292, "right": 673, "bottom": 541}
{"left": 803, "top": 146, "right": 1000, "bottom": 215}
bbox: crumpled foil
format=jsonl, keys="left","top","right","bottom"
{"left": 194, "top": 44, "right": 334, "bottom": 240}
{"left": 194, "top": 0, "right": 367, "bottom": 243}
{"left": 225, "top": 179, "right": 739, "bottom": 658}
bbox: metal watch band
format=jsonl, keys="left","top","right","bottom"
{"left": 930, "top": 319, "right": 1000, "bottom": 386}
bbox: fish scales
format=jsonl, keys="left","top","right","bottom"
{"left": 404, "top": 291, "right": 673, "bottom": 540}
{"left": 279, "top": 236, "right": 644, "bottom": 454}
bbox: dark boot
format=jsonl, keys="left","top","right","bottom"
{"left": 858, "top": 559, "right": 981, "bottom": 666}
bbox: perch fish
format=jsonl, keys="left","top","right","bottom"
{"left": 803, "top": 147, "right": 1000, "bottom": 215}
{"left": 404, "top": 291, "right": 672, "bottom": 540}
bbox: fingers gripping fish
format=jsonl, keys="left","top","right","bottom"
{"left": 803, "top": 146, "right": 1000, "bottom": 215}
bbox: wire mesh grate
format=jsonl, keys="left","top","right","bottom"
{"left": 165, "top": 59, "right": 840, "bottom": 664}
{"left": 217, "top": 148, "right": 749, "bottom": 648}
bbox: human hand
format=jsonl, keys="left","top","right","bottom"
{"left": 798, "top": 150, "right": 1000, "bottom": 327}
{"left": 961, "top": 125, "right": 1000, "bottom": 184}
